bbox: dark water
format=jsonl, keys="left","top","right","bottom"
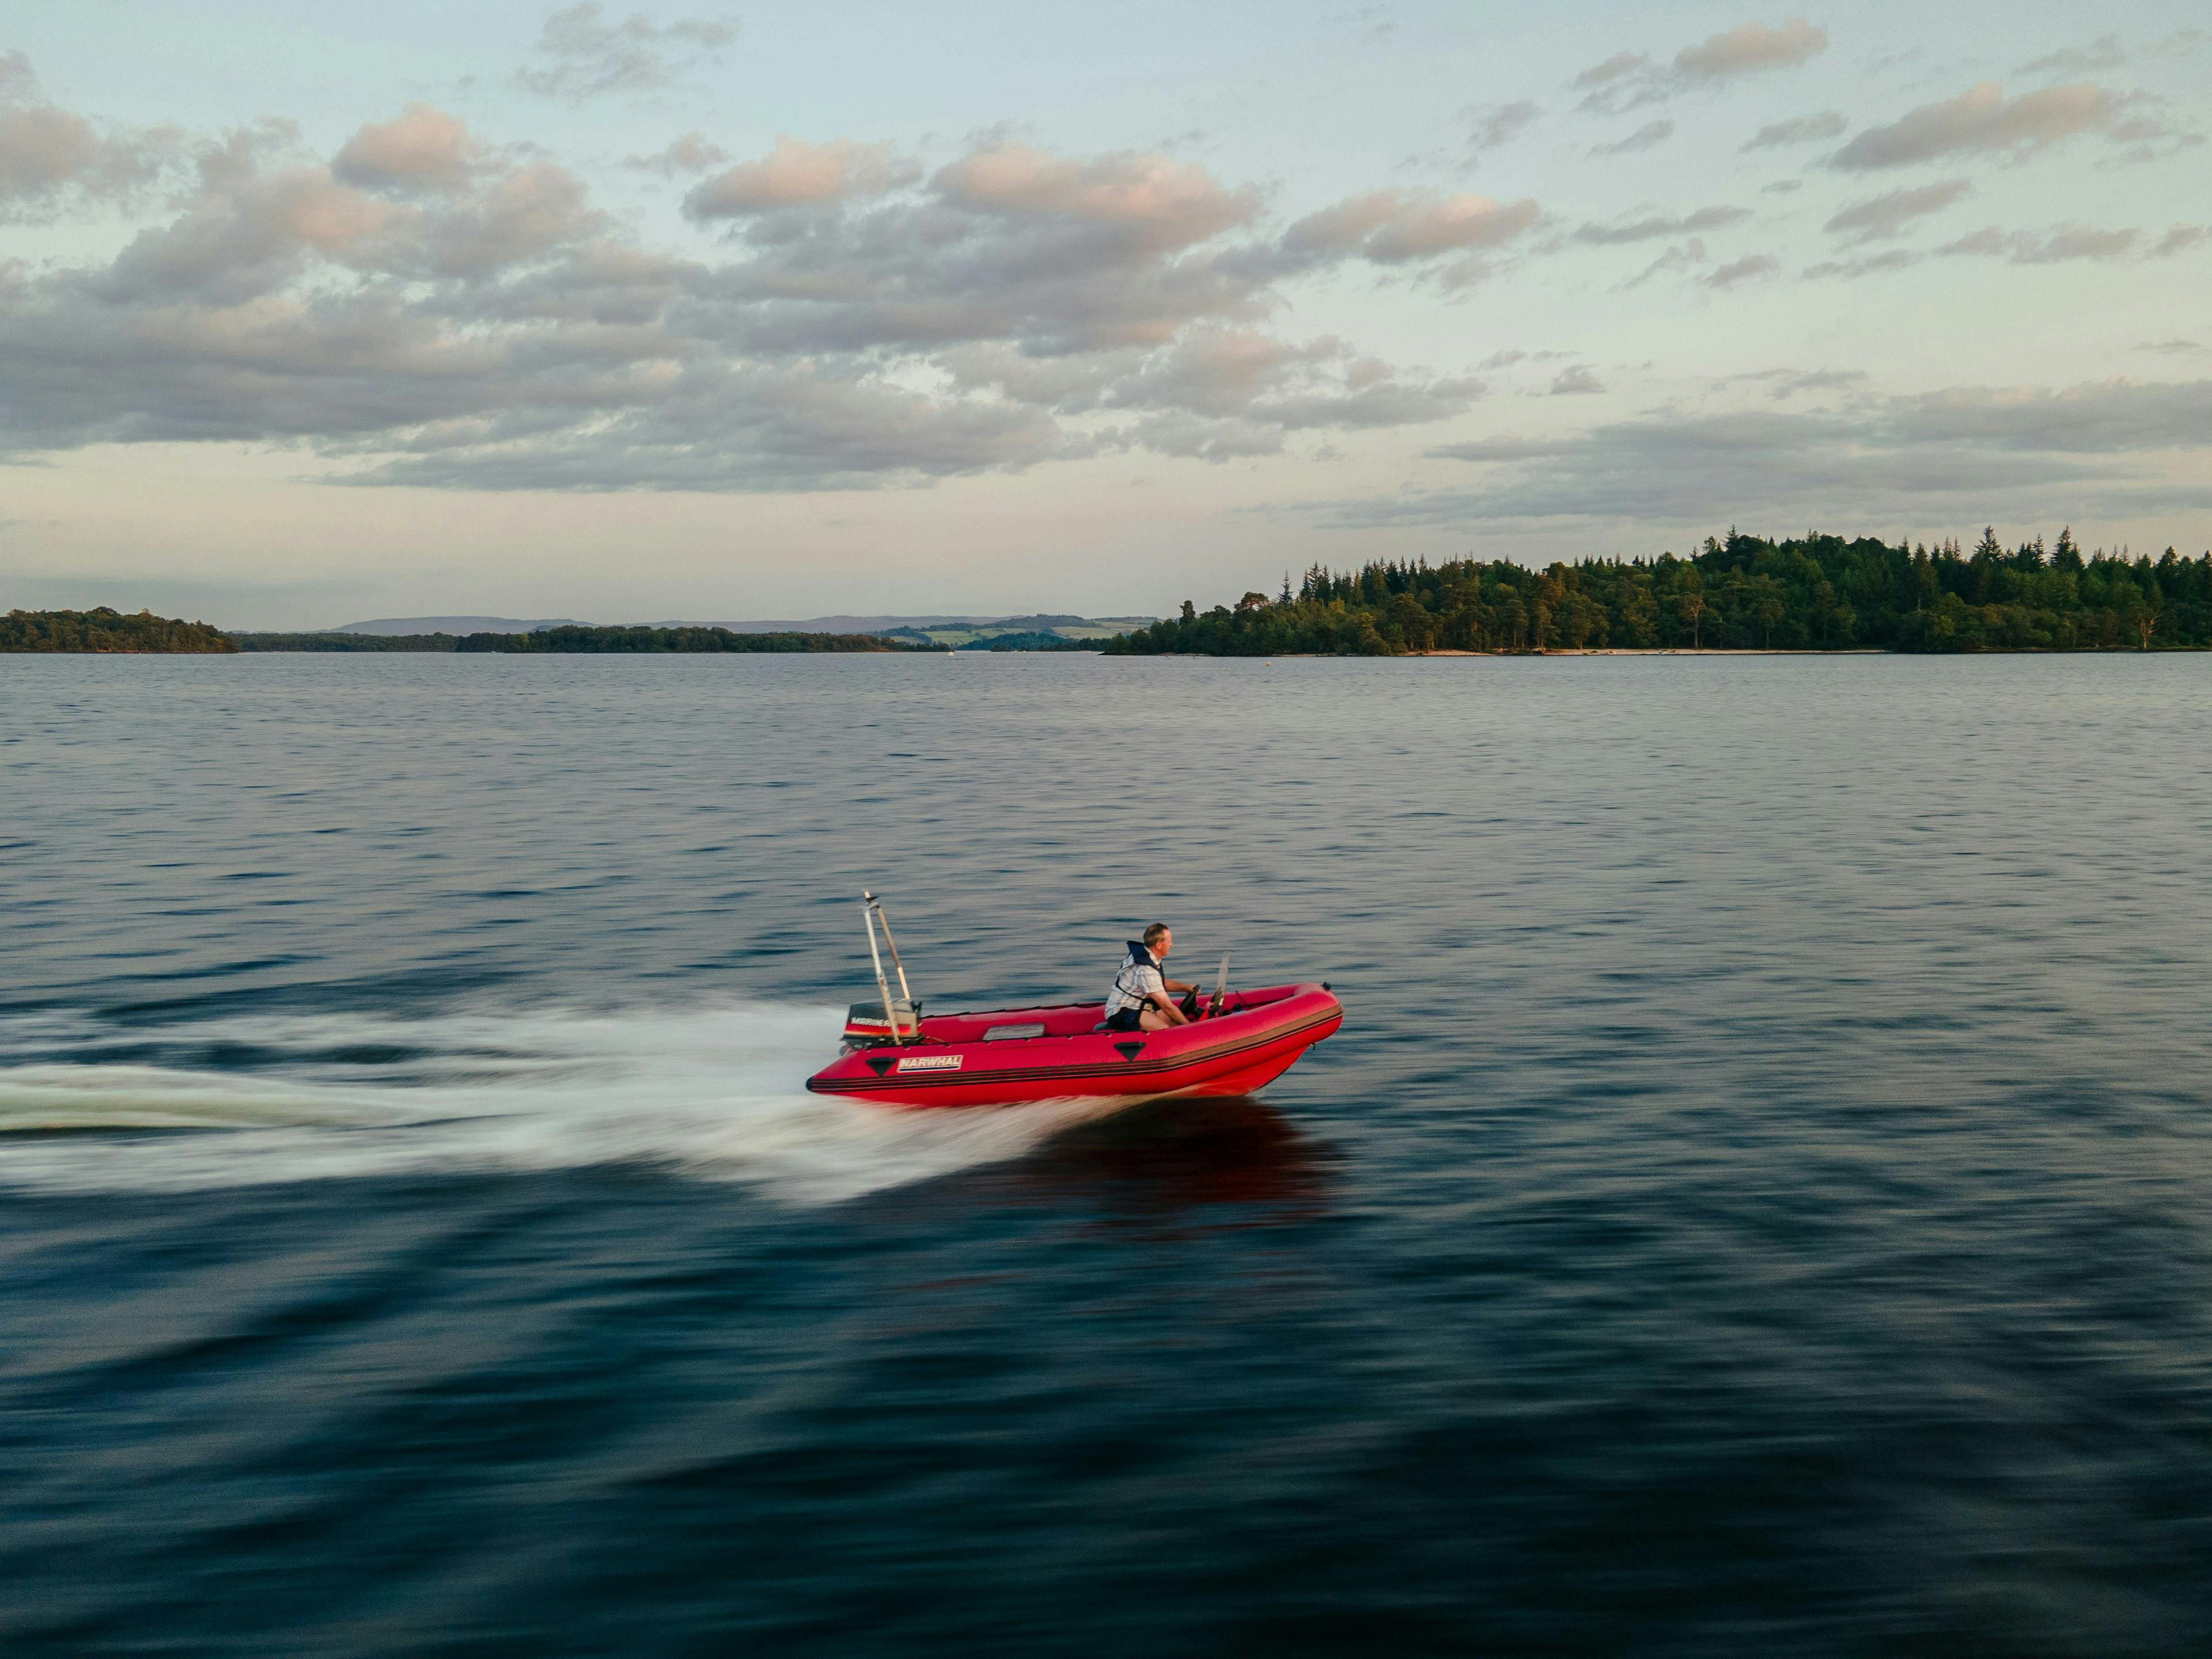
{"left": 4, "top": 652, "right": 2210, "bottom": 1656}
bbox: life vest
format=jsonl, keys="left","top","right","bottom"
{"left": 1104, "top": 941, "right": 1164, "bottom": 1018}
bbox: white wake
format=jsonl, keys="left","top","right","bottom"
{"left": 0, "top": 1003, "right": 1125, "bottom": 1203}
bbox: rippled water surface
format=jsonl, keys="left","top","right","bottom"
{"left": 4, "top": 652, "right": 2210, "bottom": 1656}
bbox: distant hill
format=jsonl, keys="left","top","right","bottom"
{"left": 331, "top": 612, "right": 1158, "bottom": 643}
{"left": 878, "top": 615, "right": 1158, "bottom": 649}
{"left": 457, "top": 625, "right": 932, "bottom": 654}
{"left": 645, "top": 615, "right": 999, "bottom": 634}
{"left": 334, "top": 616, "right": 584, "bottom": 635}
{"left": 335, "top": 613, "right": 1011, "bottom": 635}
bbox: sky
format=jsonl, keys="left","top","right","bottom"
{"left": 1, "top": 1, "right": 2207, "bottom": 627}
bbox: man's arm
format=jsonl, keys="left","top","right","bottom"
{"left": 1143, "top": 986, "right": 1192, "bottom": 1026}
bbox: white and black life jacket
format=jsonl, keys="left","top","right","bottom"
{"left": 1103, "top": 941, "right": 1166, "bottom": 1020}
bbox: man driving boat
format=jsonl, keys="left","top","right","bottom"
{"left": 1103, "top": 923, "right": 1202, "bottom": 1032}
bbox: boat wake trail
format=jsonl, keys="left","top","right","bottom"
{"left": 0, "top": 1003, "right": 1121, "bottom": 1203}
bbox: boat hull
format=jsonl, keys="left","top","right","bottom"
{"left": 806, "top": 983, "right": 1342, "bottom": 1109}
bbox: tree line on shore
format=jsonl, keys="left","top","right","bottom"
{"left": 1, "top": 607, "right": 236, "bottom": 653}
{"left": 1106, "top": 531, "right": 2212, "bottom": 656}
{"left": 955, "top": 630, "right": 1090, "bottom": 652}
{"left": 227, "top": 631, "right": 460, "bottom": 651}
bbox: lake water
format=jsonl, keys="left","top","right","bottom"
{"left": 3, "top": 652, "right": 2210, "bottom": 1656}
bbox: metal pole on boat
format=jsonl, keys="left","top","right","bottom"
{"left": 870, "top": 895, "right": 914, "bottom": 1009}
{"left": 861, "top": 892, "right": 902, "bottom": 1045}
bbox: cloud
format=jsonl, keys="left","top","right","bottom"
{"left": 1464, "top": 100, "right": 1541, "bottom": 160}
{"left": 1937, "top": 224, "right": 2164, "bottom": 264}
{"left": 1935, "top": 222, "right": 2208, "bottom": 264}
{"left": 1283, "top": 188, "right": 1540, "bottom": 263}
{"left": 936, "top": 145, "right": 1257, "bottom": 248}
{"left": 516, "top": 3, "right": 738, "bottom": 103}
{"left": 0, "top": 52, "right": 175, "bottom": 217}
{"left": 1397, "top": 409, "right": 2075, "bottom": 524}
{"left": 16, "top": 50, "right": 2195, "bottom": 517}
{"left": 333, "top": 104, "right": 485, "bottom": 194}
{"left": 1122, "top": 397, "right": 1472, "bottom": 464}
{"left": 1548, "top": 365, "right": 1604, "bottom": 395}
{"left": 1802, "top": 249, "right": 1921, "bottom": 279}
{"left": 1577, "top": 17, "right": 1828, "bottom": 112}
{"left": 54, "top": 116, "right": 605, "bottom": 305}
{"left": 1743, "top": 111, "right": 1847, "bottom": 150}
{"left": 1627, "top": 240, "right": 1707, "bottom": 287}
{"left": 1338, "top": 377, "right": 2212, "bottom": 527}
{"left": 1490, "top": 349, "right": 1573, "bottom": 370}
{"left": 624, "top": 132, "right": 728, "bottom": 174}
{"left": 0, "top": 48, "right": 35, "bottom": 103}
{"left": 354, "top": 367, "right": 1089, "bottom": 491}
{"left": 1724, "top": 366, "right": 1870, "bottom": 399}
{"left": 2102, "top": 106, "right": 2202, "bottom": 168}
{"left": 1762, "top": 179, "right": 1804, "bottom": 194}
{"left": 1830, "top": 81, "right": 2119, "bottom": 169}
{"left": 2017, "top": 33, "right": 2125, "bottom": 78}
{"left": 686, "top": 141, "right": 1279, "bottom": 358}
{"left": 1574, "top": 206, "right": 1749, "bottom": 245}
{"left": 684, "top": 137, "right": 912, "bottom": 217}
{"left": 1821, "top": 179, "right": 1973, "bottom": 244}
{"left": 941, "top": 328, "right": 1484, "bottom": 459}
{"left": 2134, "top": 339, "right": 2203, "bottom": 355}
{"left": 1573, "top": 51, "right": 1649, "bottom": 94}
{"left": 1588, "top": 120, "right": 1673, "bottom": 157}
{"left": 1706, "top": 253, "right": 1779, "bottom": 288}
{"left": 1328, "top": 5, "right": 1395, "bottom": 43}
{"left": 1676, "top": 17, "right": 1828, "bottom": 80}
{"left": 1888, "top": 377, "right": 2212, "bottom": 453}
{"left": 0, "top": 101, "right": 106, "bottom": 200}
{"left": 1122, "top": 334, "right": 1483, "bottom": 431}
{"left": 428, "top": 160, "right": 603, "bottom": 278}
{"left": 0, "top": 103, "right": 1497, "bottom": 491}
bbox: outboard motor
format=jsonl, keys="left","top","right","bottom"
{"left": 842, "top": 998, "right": 922, "bottom": 1051}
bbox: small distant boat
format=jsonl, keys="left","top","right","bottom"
{"left": 806, "top": 893, "right": 1343, "bottom": 1109}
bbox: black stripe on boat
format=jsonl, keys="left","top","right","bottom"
{"left": 806, "top": 1010, "right": 1339, "bottom": 1094}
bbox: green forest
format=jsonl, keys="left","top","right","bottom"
{"left": 1107, "top": 531, "right": 2212, "bottom": 656}
{"left": 2, "top": 608, "right": 237, "bottom": 653}
{"left": 229, "top": 632, "right": 464, "bottom": 650}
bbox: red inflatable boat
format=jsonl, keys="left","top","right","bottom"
{"left": 806, "top": 895, "right": 1343, "bottom": 1109}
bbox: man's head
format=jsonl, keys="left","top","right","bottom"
{"left": 1142, "top": 922, "right": 1171, "bottom": 958}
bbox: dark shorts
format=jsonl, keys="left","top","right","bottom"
{"left": 1103, "top": 1007, "right": 1144, "bottom": 1033}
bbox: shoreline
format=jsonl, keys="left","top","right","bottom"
{"left": 1409, "top": 647, "right": 1891, "bottom": 657}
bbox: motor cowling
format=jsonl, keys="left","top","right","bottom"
{"left": 842, "top": 999, "right": 922, "bottom": 1050}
